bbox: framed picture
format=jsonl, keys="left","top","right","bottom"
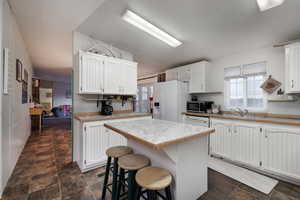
{"left": 16, "top": 59, "right": 22, "bottom": 82}
{"left": 23, "top": 68, "right": 28, "bottom": 83}
{"left": 22, "top": 81, "right": 28, "bottom": 104}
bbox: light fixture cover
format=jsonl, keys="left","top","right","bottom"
{"left": 256, "top": 0, "right": 285, "bottom": 11}
{"left": 122, "top": 10, "right": 182, "bottom": 47}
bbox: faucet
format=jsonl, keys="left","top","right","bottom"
{"left": 233, "top": 107, "right": 248, "bottom": 117}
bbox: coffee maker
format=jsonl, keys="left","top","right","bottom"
{"left": 101, "top": 100, "right": 113, "bottom": 116}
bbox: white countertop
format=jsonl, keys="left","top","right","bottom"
{"left": 104, "top": 119, "right": 215, "bottom": 149}
{"left": 74, "top": 112, "right": 151, "bottom": 122}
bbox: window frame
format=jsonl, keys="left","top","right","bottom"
{"left": 224, "top": 62, "right": 268, "bottom": 112}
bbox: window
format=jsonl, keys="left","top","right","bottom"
{"left": 135, "top": 84, "right": 154, "bottom": 113}
{"left": 224, "top": 62, "right": 267, "bottom": 111}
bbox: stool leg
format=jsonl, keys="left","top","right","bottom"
{"left": 136, "top": 186, "right": 141, "bottom": 200}
{"left": 112, "top": 158, "right": 119, "bottom": 200}
{"left": 116, "top": 168, "right": 125, "bottom": 200}
{"left": 147, "top": 190, "right": 157, "bottom": 200}
{"left": 165, "top": 186, "right": 172, "bottom": 200}
{"left": 101, "top": 156, "right": 111, "bottom": 200}
{"left": 127, "top": 170, "right": 137, "bottom": 200}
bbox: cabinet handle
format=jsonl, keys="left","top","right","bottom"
{"left": 291, "top": 80, "right": 294, "bottom": 88}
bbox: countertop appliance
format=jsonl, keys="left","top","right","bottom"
{"left": 153, "top": 80, "right": 188, "bottom": 122}
{"left": 101, "top": 101, "right": 113, "bottom": 115}
{"left": 187, "top": 101, "right": 214, "bottom": 113}
{"left": 184, "top": 115, "right": 210, "bottom": 127}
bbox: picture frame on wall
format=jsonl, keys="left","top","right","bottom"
{"left": 16, "top": 59, "right": 22, "bottom": 82}
{"left": 23, "top": 68, "right": 28, "bottom": 83}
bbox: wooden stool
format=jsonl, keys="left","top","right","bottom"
{"left": 101, "top": 146, "right": 133, "bottom": 200}
{"left": 135, "top": 167, "right": 173, "bottom": 200}
{"left": 117, "top": 154, "right": 150, "bottom": 200}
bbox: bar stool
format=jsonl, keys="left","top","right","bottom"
{"left": 117, "top": 154, "right": 150, "bottom": 200}
{"left": 101, "top": 146, "right": 133, "bottom": 200}
{"left": 135, "top": 166, "right": 173, "bottom": 200}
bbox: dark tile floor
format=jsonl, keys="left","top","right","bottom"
{"left": 2, "top": 118, "right": 300, "bottom": 200}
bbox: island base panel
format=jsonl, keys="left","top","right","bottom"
{"left": 127, "top": 135, "right": 208, "bottom": 200}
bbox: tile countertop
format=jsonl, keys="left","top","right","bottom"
{"left": 183, "top": 112, "right": 300, "bottom": 126}
{"left": 104, "top": 119, "right": 215, "bottom": 149}
{"left": 74, "top": 112, "right": 152, "bottom": 122}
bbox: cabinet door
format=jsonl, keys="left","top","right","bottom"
{"left": 104, "top": 58, "right": 122, "bottom": 94}
{"left": 79, "top": 53, "right": 105, "bottom": 94}
{"left": 83, "top": 122, "right": 109, "bottom": 168}
{"left": 231, "top": 123, "right": 262, "bottom": 167}
{"left": 286, "top": 45, "right": 300, "bottom": 93}
{"left": 210, "top": 119, "right": 233, "bottom": 159}
{"left": 189, "top": 62, "right": 206, "bottom": 93}
{"left": 123, "top": 63, "right": 137, "bottom": 95}
{"left": 261, "top": 127, "right": 300, "bottom": 179}
{"left": 166, "top": 69, "right": 178, "bottom": 81}
{"left": 178, "top": 66, "right": 191, "bottom": 82}
{"left": 107, "top": 128, "right": 127, "bottom": 147}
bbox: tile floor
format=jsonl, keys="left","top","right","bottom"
{"left": 2, "top": 118, "right": 300, "bottom": 200}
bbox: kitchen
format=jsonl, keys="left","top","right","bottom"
{"left": 71, "top": 0, "right": 300, "bottom": 199}
{"left": 1, "top": 0, "right": 300, "bottom": 199}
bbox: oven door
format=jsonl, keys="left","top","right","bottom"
{"left": 187, "top": 102, "right": 200, "bottom": 112}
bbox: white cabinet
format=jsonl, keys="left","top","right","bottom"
{"left": 210, "top": 119, "right": 233, "bottom": 159}
{"left": 76, "top": 116, "right": 152, "bottom": 172}
{"left": 189, "top": 61, "right": 213, "bottom": 93}
{"left": 104, "top": 58, "right": 122, "bottom": 94}
{"left": 210, "top": 118, "right": 300, "bottom": 180}
{"left": 83, "top": 121, "right": 109, "bottom": 170}
{"left": 78, "top": 51, "right": 137, "bottom": 95}
{"left": 166, "top": 66, "right": 190, "bottom": 82}
{"left": 285, "top": 43, "right": 300, "bottom": 93}
{"left": 231, "top": 123, "right": 261, "bottom": 167}
{"left": 79, "top": 52, "right": 105, "bottom": 94}
{"left": 261, "top": 126, "right": 300, "bottom": 179}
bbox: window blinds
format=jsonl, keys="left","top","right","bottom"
{"left": 224, "top": 61, "right": 267, "bottom": 79}
{"left": 243, "top": 62, "right": 267, "bottom": 76}
{"left": 224, "top": 66, "right": 241, "bottom": 79}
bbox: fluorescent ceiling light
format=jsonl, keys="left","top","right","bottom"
{"left": 122, "top": 10, "right": 182, "bottom": 48}
{"left": 256, "top": 0, "right": 285, "bottom": 11}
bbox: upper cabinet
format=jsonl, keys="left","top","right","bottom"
{"left": 78, "top": 51, "right": 137, "bottom": 95}
{"left": 285, "top": 43, "right": 300, "bottom": 94}
{"left": 165, "top": 61, "right": 218, "bottom": 93}
{"left": 166, "top": 65, "right": 190, "bottom": 82}
{"left": 79, "top": 52, "right": 105, "bottom": 94}
{"left": 189, "top": 61, "right": 217, "bottom": 93}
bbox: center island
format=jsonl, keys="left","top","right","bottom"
{"left": 104, "top": 119, "right": 215, "bottom": 200}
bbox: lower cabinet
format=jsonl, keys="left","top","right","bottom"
{"left": 77, "top": 116, "right": 151, "bottom": 172}
{"left": 83, "top": 121, "right": 109, "bottom": 170}
{"left": 261, "top": 126, "right": 300, "bottom": 180}
{"left": 210, "top": 118, "right": 300, "bottom": 180}
{"left": 210, "top": 119, "right": 232, "bottom": 159}
{"left": 231, "top": 123, "right": 261, "bottom": 168}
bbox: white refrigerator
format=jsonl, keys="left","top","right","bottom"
{"left": 153, "top": 80, "right": 188, "bottom": 122}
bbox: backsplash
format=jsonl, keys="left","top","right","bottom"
{"left": 195, "top": 93, "right": 300, "bottom": 115}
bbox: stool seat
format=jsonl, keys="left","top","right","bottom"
{"left": 118, "top": 154, "right": 150, "bottom": 170}
{"left": 136, "top": 167, "right": 172, "bottom": 191}
{"left": 106, "top": 146, "right": 133, "bottom": 158}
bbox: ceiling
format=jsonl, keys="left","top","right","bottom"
{"left": 9, "top": 0, "right": 300, "bottom": 77}
{"left": 8, "top": 0, "right": 106, "bottom": 76}
{"left": 77, "top": 0, "right": 300, "bottom": 76}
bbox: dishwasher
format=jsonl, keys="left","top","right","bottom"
{"left": 184, "top": 115, "right": 210, "bottom": 127}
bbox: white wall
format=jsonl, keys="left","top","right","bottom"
{"left": 196, "top": 46, "right": 300, "bottom": 115}
{"left": 0, "top": 0, "right": 3, "bottom": 194}
{"left": 1, "top": 0, "right": 33, "bottom": 195}
{"left": 53, "top": 81, "right": 72, "bottom": 107}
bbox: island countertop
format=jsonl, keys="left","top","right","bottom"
{"left": 104, "top": 119, "right": 215, "bottom": 149}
